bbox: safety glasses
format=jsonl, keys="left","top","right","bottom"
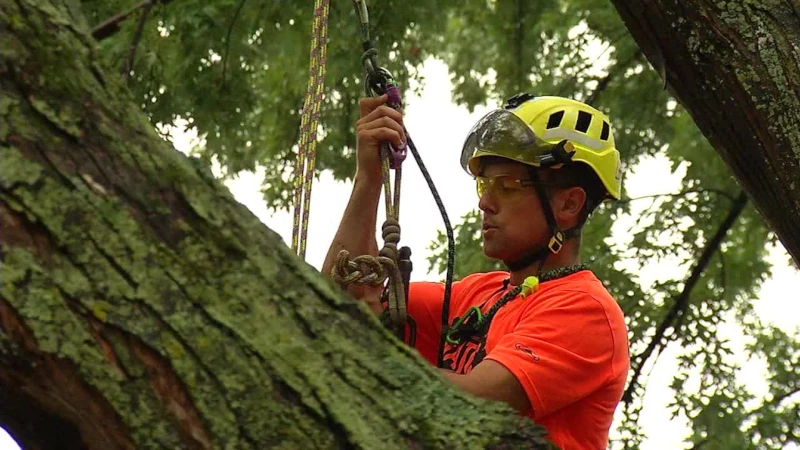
{"left": 475, "top": 174, "right": 536, "bottom": 199}
{"left": 475, "top": 174, "right": 571, "bottom": 199}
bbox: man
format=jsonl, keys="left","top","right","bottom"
{"left": 322, "top": 92, "right": 629, "bottom": 449}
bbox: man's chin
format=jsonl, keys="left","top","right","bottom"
{"left": 484, "top": 243, "right": 530, "bottom": 265}
{"left": 482, "top": 244, "right": 510, "bottom": 263}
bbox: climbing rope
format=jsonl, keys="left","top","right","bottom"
{"left": 291, "top": 0, "right": 331, "bottom": 258}
{"left": 332, "top": 1, "right": 457, "bottom": 348}
{"left": 332, "top": 0, "right": 408, "bottom": 336}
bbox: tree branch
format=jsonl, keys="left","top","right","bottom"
{"left": 615, "top": 187, "right": 738, "bottom": 205}
{"left": 767, "top": 386, "right": 800, "bottom": 409}
{"left": 688, "top": 385, "right": 800, "bottom": 450}
{"left": 0, "top": 378, "right": 86, "bottom": 450}
{"left": 585, "top": 49, "right": 643, "bottom": 104}
{"left": 91, "top": 0, "right": 170, "bottom": 41}
{"left": 121, "top": 0, "right": 155, "bottom": 79}
{"left": 221, "top": 0, "right": 247, "bottom": 89}
{"left": 2, "top": 1, "right": 558, "bottom": 446}
{"left": 740, "top": 385, "right": 800, "bottom": 426}
{"left": 609, "top": 0, "right": 800, "bottom": 266}
{"left": 689, "top": 437, "right": 713, "bottom": 450}
{"left": 555, "top": 27, "right": 629, "bottom": 97}
{"left": 622, "top": 190, "right": 749, "bottom": 404}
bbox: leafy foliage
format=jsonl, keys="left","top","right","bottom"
{"left": 81, "top": 0, "right": 444, "bottom": 209}
{"left": 427, "top": 210, "right": 504, "bottom": 279}
{"left": 79, "top": 0, "right": 799, "bottom": 447}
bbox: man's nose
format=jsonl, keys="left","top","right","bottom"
{"left": 478, "top": 189, "right": 497, "bottom": 214}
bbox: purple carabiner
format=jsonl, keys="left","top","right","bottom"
{"left": 385, "top": 84, "right": 407, "bottom": 169}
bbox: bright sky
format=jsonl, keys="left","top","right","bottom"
{"left": 2, "top": 58, "right": 797, "bottom": 450}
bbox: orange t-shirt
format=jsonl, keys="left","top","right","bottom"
{"left": 402, "top": 270, "right": 629, "bottom": 450}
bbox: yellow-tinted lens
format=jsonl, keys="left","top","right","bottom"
{"left": 476, "top": 176, "right": 488, "bottom": 197}
{"left": 475, "top": 175, "right": 527, "bottom": 198}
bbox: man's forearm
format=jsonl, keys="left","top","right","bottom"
{"left": 438, "top": 363, "right": 532, "bottom": 414}
{"left": 322, "top": 174, "right": 384, "bottom": 313}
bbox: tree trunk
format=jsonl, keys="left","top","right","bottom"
{"left": 609, "top": 0, "right": 800, "bottom": 266}
{"left": 0, "top": 1, "right": 553, "bottom": 448}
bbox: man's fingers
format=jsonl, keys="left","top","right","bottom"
{"left": 357, "top": 116, "right": 406, "bottom": 141}
{"left": 358, "top": 94, "right": 389, "bottom": 116}
{"left": 356, "top": 104, "right": 404, "bottom": 128}
{"left": 359, "top": 128, "right": 405, "bottom": 150}
{"left": 356, "top": 95, "right": 406, "bottom": 158}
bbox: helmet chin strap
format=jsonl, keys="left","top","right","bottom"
{"left": 503, "top": 168, "right": 580, "bottom": 276}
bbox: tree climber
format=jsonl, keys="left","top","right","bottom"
{"left": 322, "top": 92, "right": 630, "bottom": 450}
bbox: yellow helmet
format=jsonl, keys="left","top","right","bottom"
{"left": 461, "top": 93, "right": 622, "bottom": 200}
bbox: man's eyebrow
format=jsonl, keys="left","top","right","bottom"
{"left": 483, "top": 172, "right": 514, "bottom": 177}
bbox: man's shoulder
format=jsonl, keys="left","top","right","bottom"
{"left": 523, "top": 270, "right": 630, "bottom": 368}
{"left": 451, "top": 271, "right": 511, "bottom": 305}
{"left": 541, "top": 270, "right": 613, "bottom": 299}
{"left": 409, "top": 271, "right": 509, "bottom": 308}
{"left": 459, "top": 270, "right": 510, "bottom": 285}
{"left": 411, "top": 271, "right": 508, "bottom": 286}
{"left": 534, "top": 270, "right": 625, "bottom": 319}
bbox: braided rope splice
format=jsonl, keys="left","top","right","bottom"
{"left": 332, "top": 219, "right": 406, "bottom": 333}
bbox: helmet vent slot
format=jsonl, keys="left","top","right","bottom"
{"left": 575, "top": 110, "right": 592, "bottom": 132}
{"left": 600, "top": 121, "right": 610, "bottom": 140}
{"left": 546, "top": 111, "right": 565, "bottom": 129}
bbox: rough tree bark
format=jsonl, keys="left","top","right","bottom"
{"left": 0, "top": 1, "right": 554, "bottom": 449}
{"left": 609, "top": 0, "right": 800, "bottom": 266}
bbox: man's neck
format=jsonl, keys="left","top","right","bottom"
{"left": 508, "top": 246, "right": 581, "bottom": 286}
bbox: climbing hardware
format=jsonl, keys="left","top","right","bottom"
{"left": 293, "top": 0, "right": 457, "bottom": 350}
{"left": 331, "top": 0, "right": 409, "bottom": 338}
{"left": 331, "top": 1, "right": 457, "bottom": 346}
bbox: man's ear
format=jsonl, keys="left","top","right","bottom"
{"left": 555, "top": 187, "right": 587, "bottom": 224}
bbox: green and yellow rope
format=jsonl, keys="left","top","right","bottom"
{"left": 291, "top": 0, "right": 330, "bottom": 258}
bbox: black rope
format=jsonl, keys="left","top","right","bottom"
{"left": 404, "top": 131, "right": 456, "bottom": 367}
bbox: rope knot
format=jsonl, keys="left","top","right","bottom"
{"left": 379, "top": 218, "right": 401, "bottom": 260}
{"left": 332, "top": 250, "right": 389, "bottom": 287}
{"left": 361, "top": 48, "right": 379, "bottom": 73}
{"left": 330, "top": 217, "right": 406, "bottom": 338}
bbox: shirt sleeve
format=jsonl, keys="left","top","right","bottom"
{"left": 483, "top": 289, "right": 620, "bottom": 419}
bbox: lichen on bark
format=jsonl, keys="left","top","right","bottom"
{"left": 610, "top": 0, "right": 800, "bottom": 265}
